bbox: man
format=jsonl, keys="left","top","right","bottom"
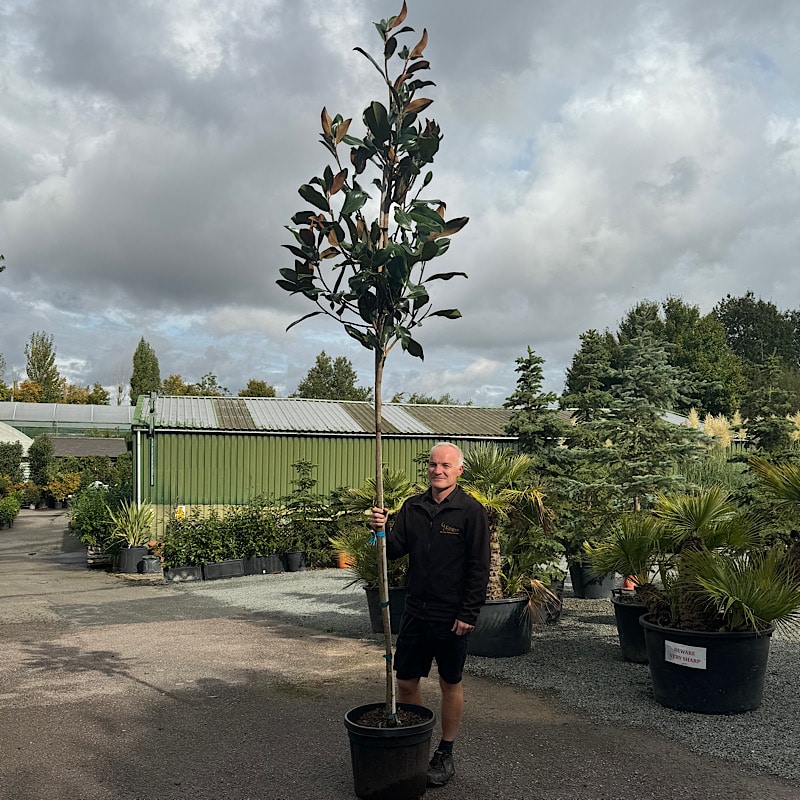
{"left": 370, "top": 442, "right": 490, "bottom": 787}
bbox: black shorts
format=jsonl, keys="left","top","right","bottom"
{"left": 394, "top": 614, "right": 470, "bottom": 685}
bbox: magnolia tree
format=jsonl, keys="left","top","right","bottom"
{"left": 277, "top": 2, "right": 468, "bottom": 723}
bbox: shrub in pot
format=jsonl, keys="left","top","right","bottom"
{"left": 0, "top": 494, "right": 21, "bottom": 528}
{"left": 108, "top": 500, "right": 155, "bottom": 574}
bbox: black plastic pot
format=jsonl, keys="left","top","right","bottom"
{"left": 118, "top": 546, "right": 148, "bottom": 574}
{"left": 244, "top": 554, "right": 284, "bottom": 575}
{"left": 163, "top": 565, "right": 203, "bottom": 583}
{"left": 283, "top": 551, "right": 308, "bottom": 572}
{"left": 364, "top": 586, "right": 408, "bottom": 634}
{"left": 569, "top": 563, "right": 615, "bottom": 599}
{"left": 202, "top": 559, "right": 245, "bottom": 580}
{"left": 467, "top": 596, "right": 531, "bottom": 658}
{"left": 611, "top": 589, "right": 648, "bottom": 663}
{"left": 138, "top": 557, "right": 162, "bottom": 575}
{"left": 344, "top": 702, "right": 436, "bottom": 800}
{"left": 640, "top": 614, "right": 774, "bottom": 714}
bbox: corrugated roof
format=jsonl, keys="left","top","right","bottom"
{"left": 243, "top": 398, "right": 361, "bottom": 432}
{"left": 156, "top": 396, "right": 218, "bottom": 429}
{"left": 400, "top": 405, "right": 514, "bottom": 437}
{"left": 134, "top": 396, "right": 515, "bottom": 437}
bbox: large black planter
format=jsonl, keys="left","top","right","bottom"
{"left": 202, "top": 559, "right": 245, "bottom": 580}
{"left": 467, "top": 596, "right": 531, "bottom": 658}
{"left": 364, "top": 586, "right": 408, "bottom": 634}
{"left": 244, "top": 554, "right": 284, "bottom": 575}
{"left": 163, "top": 565, "right": 203, "bottom": 583}
{"left": 283, "top": 551, "right": 308, "bottom": 572}
{"left": 640, "top": 614, "right": 774, "bottom": 714}
{"left": 118, "top": 546, "right": 148, "bottom": 574}
{"left": 611, "top": 589, "right": 648, "bottom": 663}
{"left": 569, "top": 563, "right": 615, "bottom": 599}
{"left": 344, "top": 702, "right": 436, "bottom": 800}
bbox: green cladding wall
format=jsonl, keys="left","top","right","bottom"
{"left": 135, "top": 431, "right": 501, "bottom": 509}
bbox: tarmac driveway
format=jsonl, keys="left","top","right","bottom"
{"left": 1, "top": 509, "right": 798, "bottom": 800}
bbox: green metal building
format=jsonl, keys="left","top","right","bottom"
{"left": 132, "top": 395, "right": 517, "bottom": 530}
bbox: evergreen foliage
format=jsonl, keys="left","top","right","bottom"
{"left": 504, "top": 346, "right": 568, "bottom": 470}
{"left": 130, "top": 338, "right": 161, "bottom": 404}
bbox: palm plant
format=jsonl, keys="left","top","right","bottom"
{"left": 329, "top": 468, "right": 419, "bottom": 588}
{"left": 107, "top": 499, "right": 155, "bottom": 548}
{"left": 647, "top": 487, "right": 800, "bottom": 633}
{"left": 583, "top": 513, "right": 665, "bottom": 603}
{"left": 461, "top": 444, "right": 552, "bottom": 600}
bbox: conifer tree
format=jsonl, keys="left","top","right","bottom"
{"left": 130, "top": 338, "right": 161, "bottom": 404}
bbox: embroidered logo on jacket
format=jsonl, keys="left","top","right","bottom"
{"left": 439, "top": 524, "right": 461, "bottom": 535}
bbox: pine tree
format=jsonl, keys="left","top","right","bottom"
{"left": 504, "top": 346, "right": 567, "bottom": 470}
{"left": 584, "top": 317, "right": 704, "bottom": 511}
{"left": 130, "top": 338, "right": 161, "bottom": 404}
{"left": 561, "top": 329, "right": 617, "bottom": 424}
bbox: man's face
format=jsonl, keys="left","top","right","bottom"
{"left": 427, "top": 446, "right": 464, "bottom": 496}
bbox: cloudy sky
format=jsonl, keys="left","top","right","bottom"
{"left": 2, "top": 0, "right": 800, "bottom": 405}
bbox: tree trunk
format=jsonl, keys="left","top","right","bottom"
{"left": 374, "top": 348, "right": 397, "bottom": 724}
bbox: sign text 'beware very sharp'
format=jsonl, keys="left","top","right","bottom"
{"left": 664, "top": 640, "right": 707, "bottom": 669}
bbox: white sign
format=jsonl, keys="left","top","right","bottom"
{"left": 664, "top": 640, "right": 707, "bottom": 670}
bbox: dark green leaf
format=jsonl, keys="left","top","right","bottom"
{"left": 282, "top": 244, "right": 308, "bottom": 260}
{"left": 428, "top": 271, "right": 467, "bottom": 282}
{"left": 384, "top": 35, "right": 397, "bottom": 59}
{"left": 364, "top": 101, "right": 391, "bottom": 144}
{"left": 341, "top": 189, "right": 369, "bottom": 216}
{"left": 276, "top": 280, "right": 298, "bottom": 293}
{"left": 298, "top": 184, "right": 330, "bottom": 212}
{"left": 286, "top": 311, "right": 323, "bottom": 331}
{"left": 354, "top": 46, "right": 384, "bottom": 76}
{"left": 291, "top": 211, "right": 315, "bottom": 226}
{"left": 394, "top": 208, "right": 414, "bottom": 230}
{"left": 404, "top": 337, "right": 424, "bottom": 359}
{"left": 420, "top": 240, "right": 439, "bottom": 261}
{"left": 299, "top": 228, "right": 315, "bottom": 247}
{"left": 430, "top": 308, "right": 462, "bottom": 319}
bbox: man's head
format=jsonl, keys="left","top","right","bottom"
{"left": 427, "top": 442, "right": 464, "bottom": 500}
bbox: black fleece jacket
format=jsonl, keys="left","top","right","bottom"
{"left": 386, "top": 484, "right": 490, "bottom": 626}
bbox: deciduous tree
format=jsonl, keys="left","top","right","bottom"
{"left": 294, "top": 351, "right": 371, "bottom": 401}
{"left": 239, "top": 379, "right": 276, "bottom": 397}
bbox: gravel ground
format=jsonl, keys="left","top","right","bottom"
{"left": 173, "top": 567, "right": 800, "bottom": 785}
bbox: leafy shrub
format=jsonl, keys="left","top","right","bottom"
{"left": 70, "top": 486, "right": 115, "bottom": 548}
{"left": 0, "top": 495, "right": 21, "bottom": 526}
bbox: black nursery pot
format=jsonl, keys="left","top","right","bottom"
{"left": 118, "top": 546, "right": 148, "bottom": 574}
{"left": 611, "top": 589, "right": 648, "bottom": 663}
{"left": 344, "top": 702, "right": 436, "bottom": 800}
{"left": 641, "top": 614, "right": 774, "bottom": 714}
{"left": 467, "top": 596, "right": 531, "bottom": 658}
